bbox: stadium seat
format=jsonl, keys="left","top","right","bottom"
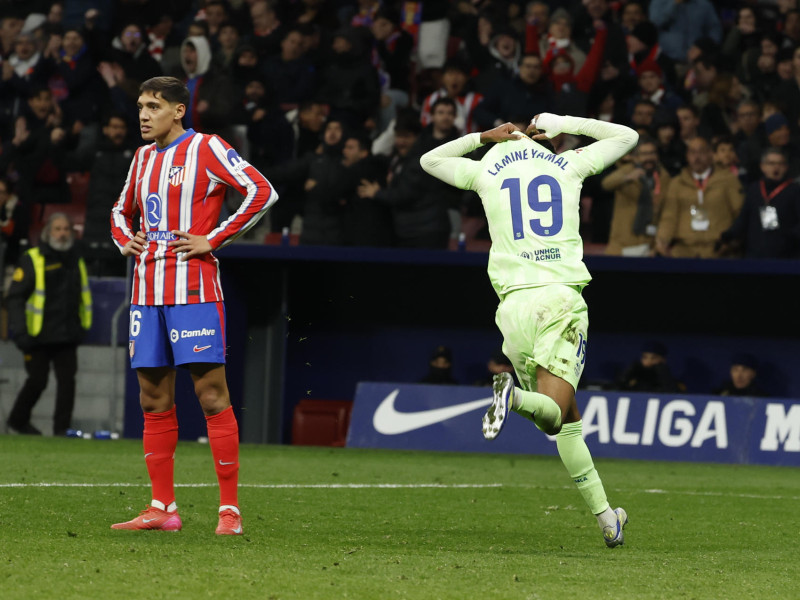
{"left": 446, "top": 36, "right": 462, "bottom": 58}
{"left": 291, "top": 399, "right": 353, "bottom": 447}
{"left": 27, "top": 172, "right": 90, "bottom": 245}
{"left": 263, "top": 232, "right": 300, "bottom": 245}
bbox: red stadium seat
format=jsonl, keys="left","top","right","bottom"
{"left": 27, "top": 172, "right": 90, "bottom": 245}
{"left": 291, "top": 399, "right": 353, "bottom": 447}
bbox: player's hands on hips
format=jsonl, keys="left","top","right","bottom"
{"left": 480, "top": 123, "right": 523, "bottom": 144}
{"left": 169, "top": 230, "right": 213, "bottom": 261}
{"left": 526, "top": 113, "right": 565, "bottom": 140}
{"left": 121, "top": 231, "right": 147, "bottom": 256}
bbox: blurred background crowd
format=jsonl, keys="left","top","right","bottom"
{"left": 1, "top": 0, "right": 800, "bottom": 280}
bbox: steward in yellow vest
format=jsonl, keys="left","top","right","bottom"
{"left": 5, "top": 214, "right": 92, "bottom": 436}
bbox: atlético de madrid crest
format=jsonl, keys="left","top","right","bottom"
{"left": 169, "top": 166, "right": 185, "bottom": 186}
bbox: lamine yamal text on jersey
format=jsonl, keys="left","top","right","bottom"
{"left": 487, "top": 147, "right": 570, "bottom": 177}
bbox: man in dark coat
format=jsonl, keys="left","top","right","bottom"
{"left": 474, "top": 53, "right": 553, "bottom": 130}
{"left": 357, "top": 114, "right": 450, "bottom": 249}
{"left": 74, "top": 112, "right": 136, "bottom": 275}
{"left": 316, "top": 26, "right": 380, "bottom": 129}
{"left": 717, "top": 147, "right": 800, "bottom": 258}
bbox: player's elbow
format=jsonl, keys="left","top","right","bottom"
{"left": 625, "top": 128, "right": 640, "bottom": 151}
{"left": 419, "top": 152, "right": 436, "bottom": 175}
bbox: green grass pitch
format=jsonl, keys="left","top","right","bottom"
{"left": 1, "top": 436, "right": 798, "bottom": 600}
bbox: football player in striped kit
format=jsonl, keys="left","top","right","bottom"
{"left": 109, "top": 76, "right": 278, "bottom": 535}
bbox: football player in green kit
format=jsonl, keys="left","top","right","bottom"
{"left": 420, "top": 113, "right": 638, "bottom": 548}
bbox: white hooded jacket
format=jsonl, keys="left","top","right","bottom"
{"left": 181, "top": 35, "right": 212, "bottom": 78}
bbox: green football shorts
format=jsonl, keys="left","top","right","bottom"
{"left": 495, "top": 284, "right": 588, "bottom": 392}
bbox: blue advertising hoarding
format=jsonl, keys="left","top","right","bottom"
{"left": 347, "top": 383, "right": 800, "bottom": 466}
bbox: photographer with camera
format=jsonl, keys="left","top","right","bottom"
{"left": 602, "top": 136, "right": 671, "bottom": 256}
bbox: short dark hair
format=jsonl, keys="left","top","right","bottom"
{"left": 219, "top": 21, "right": 240, "bottom": 34}
{"left": 442, "top": 58, "right": 469, "bottom": 75}
{"left": 761, "top": 146, "right": 787, "bottom": 163}
{"left": 712, "top": 135, "right": 735, "bottom": 152}
{"left": 102, "top": 110, "right": 128, "bottom": 127}
{"left": 677, "top": 104, "right": 699, "bottom": 117}
{"left": 188, "top": 19, "right": 210, "bottom": 37}
{"left": 140, "top": 76, "right": 190, "bottom": 107}
{"left": 346, "top": 131, "right": 372, "bottom": 152}
{"left": 431, "top": 96, "right": 457, "bottom": 113}
{"left": 519, "top": 52, "right": 541, "bottom": 65}
{"left": 395, "top": 108, "right": 422, "bottom": 135}
{"left": 635, "top": 135, "right": 658, "bottom": 151}
{"left": 27, "top": 84, "right": 51, "bottom": 100}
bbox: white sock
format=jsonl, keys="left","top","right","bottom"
{"left": 151, "top": 499, "right": 178, "bottom": 512}
{"left": 595, "top": 506, "right": 616, "bottom": 530}
{"left": 219, "top": 504, "right": 240, "bottom": 515}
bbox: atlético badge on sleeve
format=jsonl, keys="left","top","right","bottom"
{"left": 169, "top": 166, "right": 185, "bottom": 186}
{"left": 129, "top": 340, "right": 135, "bottom": 358}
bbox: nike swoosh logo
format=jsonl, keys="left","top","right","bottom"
{"left": 142, "top": 518, "right": 157, "bottom": 523}
{"left": 373, "top": 390, "right": 492, "bottom": 435}
{"left": 218, "top": 460, "right": 236, "bottom": 466}
{"left": 193, "top": 344, "right": 212, "bottom": 352}
{"left": 144, "top": 452, "right": 154, "bottom": 458}
{"left": 232, "top": 527, "right": 242, "bottom": 534}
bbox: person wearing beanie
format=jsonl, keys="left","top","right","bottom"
{"left": 627, "top": 20, "right": 677, "bottom": 90}
{"left": 626, "top": 59, "right": 684, "bottom": 120}
{"left": 420, "top": 345, "right": 458, "bottom": 385}
{"left": 714, "top": 353, "right": 767, "bottom": 397}
{"left": 762, "top": 112, "right": 800, "bottom": 178}
{"left": 473, "top": 350, "right": 517, "bottom": 387}
{"left": 615, "top": 340, "right": 681, "bottom": 392}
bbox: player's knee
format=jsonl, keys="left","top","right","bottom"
{"left": 542, "top": 423, "right": 562, "bottom": 436}
{"left": 195, "top": 385, "right": 229, "bottom": 415}
{"left": 139, "top": 392, "right": 170, "bottom": 413}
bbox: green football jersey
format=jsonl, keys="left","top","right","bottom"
{"left": 420, "top": 117, "right": 638, "bottom": 298}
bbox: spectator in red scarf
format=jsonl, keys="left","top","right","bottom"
{"left": 626, "top": 20, "right": 677, "bottom": 93}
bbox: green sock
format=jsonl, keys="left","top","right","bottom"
{"left": 512, "top": 388, "right": 562, "bottom": 433}
{"left": 556, "top": 420, "right": 611, "bottom": 516}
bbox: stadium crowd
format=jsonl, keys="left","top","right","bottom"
{"left": 1, "top": 0, "right": 800, "bottom": 278}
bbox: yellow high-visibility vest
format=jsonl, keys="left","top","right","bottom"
{"left": 25, "top": 247, "right": 92, "bottom": 337}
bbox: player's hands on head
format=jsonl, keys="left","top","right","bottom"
{"left": 480, "top": 123, "right": 524, "bottom": 144}
{"left": 526, "top": 113, "right": 565, "bottom": 140}
{"left": 169, "top": 231, "right": 213, "bottom": 261}
{"left": 121, "top": 231, "right": 147, "bottom": 257}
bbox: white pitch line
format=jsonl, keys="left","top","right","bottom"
{"left": 641, "top": 488, "right": 800, "bottom": 501}
{"left": 1, "top": 482, "right": 798, "bottom": 500}
{"left": 0, "top": 482, "right": 504, "bottom": 489}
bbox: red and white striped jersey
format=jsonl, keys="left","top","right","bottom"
{"left": 110, "top": 129, "right": 278, "bottom": 306}
{"left": 420, "top": 89, "right": 484, "bottom": 134}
